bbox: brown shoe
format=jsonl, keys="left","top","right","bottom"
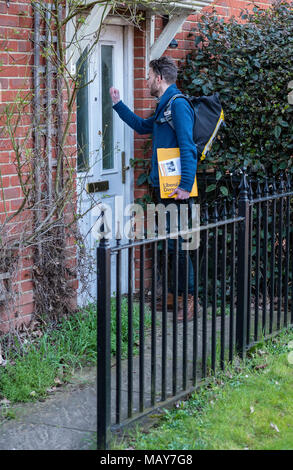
{"left": 177, "top": 295, "right": 201, "bottom": 322}
{"left": 157, "top": 293, "right": 182, "bottom": 311}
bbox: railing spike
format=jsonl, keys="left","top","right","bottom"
{"left": 279, "top": 172, "right": 285, "bottom": 193}
{"left": 203, "top": 201, "right": 209, "bottom": 225}
{"left": 231, "top": 196, "right": 236, "bottom": 217}
{"left": 264, "top": 175, "right": 269, "bottom": 196}
{"left": 272, "top": 175, "right": 277, "bottom": 195}
{"left": 213, "top": 201, "right": 219, "bottom": 222}
{"left": 255, "top": 178, "right": 262, "bottom": 199}
{"left": 287, "top": 172, "right": 291, "bottom": 192}
{"left": 222, "top": 198, "right": 228, "bottom": 220}
{"left": 248, "top": 176, "right": 254, "bottom": 201}
{"left": 238, "top": 168, "right": 249, "bottom": 200}
{"left": 100, "top": 208, "right": 111, "bottom": 241}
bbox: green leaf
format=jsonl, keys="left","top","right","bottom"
{"left": 277, "top": 118, "right": 289, "bottom": 127}
{"left": 202, "top": 84, "right": 209, "bottom": 95}
{"left": 194, "top": 35, "right": 203, "bottom": 46}
{"left": 206, "top": 184, "right": 217, "bottom": 192}
{"left": 274, "top": 126, "right": 281, "bottom": 139}
{"left": 220, "top": 186, "right": 228, "bottom": 196}
{"left": 137, "top": 173, "right": 147, "bottom": 186}
{"left": 192, "top": 78, "right": 204, "bottom": 85}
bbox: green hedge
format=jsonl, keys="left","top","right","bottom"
{"left": 179, "top": 1, "right": 293, "bottom": 178}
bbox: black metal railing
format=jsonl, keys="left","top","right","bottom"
{"left": 97, "top": 170, "right": 293, "bottom": 449}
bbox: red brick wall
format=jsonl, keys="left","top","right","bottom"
{"left": 0, "top": 1, "right": 35, "bottom": 332}
{"left": 0, "top": 1, "right": 77, "bottom": 332}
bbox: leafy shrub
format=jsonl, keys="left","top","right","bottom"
{"left": 179, "top": 1, "right": 293, "bottom": 178}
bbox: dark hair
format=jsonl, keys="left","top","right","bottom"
{"left": 149, "top": 56, "right": 177, "bottom": 84}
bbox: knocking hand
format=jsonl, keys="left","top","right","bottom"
{"left": 109, "top": 87, "right": 121, "bottom": 104}
{"left": 168, "top": 187, "right": 190, "bottom": 200}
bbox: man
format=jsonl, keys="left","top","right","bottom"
{"left": 109, "top": 56, "right": 198, "bottom": 321}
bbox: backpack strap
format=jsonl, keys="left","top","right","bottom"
{"left": 156, "top": 94, "right": 190, "bottom": 129}
{"left": 201, "top": 108, "right": 225, "bottom": 161}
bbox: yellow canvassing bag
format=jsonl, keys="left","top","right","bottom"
{"left": 157, "top": 147, "right": 198, "bottom": 199}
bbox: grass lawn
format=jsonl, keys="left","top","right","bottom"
{"left": 114, "top": 327, "right": 293, "bottom": 450}
{"left": 0, "top": 299, "right": 151, "bottom": 404}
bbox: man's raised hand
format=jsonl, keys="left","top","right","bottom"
{"left": 109, "top": 87, "right": 121, "bottom": 104}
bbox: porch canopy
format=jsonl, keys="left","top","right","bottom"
{"left": 140, "top": 0, "right": 214, "bottom": 60}
{"left": 67, "top": 0, "right": 213, "bottom": 68}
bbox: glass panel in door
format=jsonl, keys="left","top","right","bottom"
{"left": 77, "top": 48, "right": 89, "bottom": 172}
{"left": 101, "top": 45, "right": 114, "bottom": 170}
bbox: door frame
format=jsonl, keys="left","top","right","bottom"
{"left": 75, "top": 17, "right": 134, "bottom": 303}
{"left": 122, "top": 20, "right": 134, "bottom": 212}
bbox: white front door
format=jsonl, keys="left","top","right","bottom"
{"left": 77, "top": 24, "right": 133, "bottom": 303}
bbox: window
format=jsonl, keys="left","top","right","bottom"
{"left": 101, "top": 45, "right": 114, "bottom": 170}
{"left": 77, "top": 48, "right": 89, "bottom": 171}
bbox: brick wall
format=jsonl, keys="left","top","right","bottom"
{"left": 0, "top": 1, "right": 77, "bottom": 332}
{"left": 0, "top": 1, "right": 35, "bottom": 332}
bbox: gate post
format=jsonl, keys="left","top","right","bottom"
{"left": 97, "top": 236, "right": 111, "bottom": 450}
{"left": 236, "top": 170, "right": 250, "bottom": 358}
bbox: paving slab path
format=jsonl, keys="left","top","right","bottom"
{"left": 0, "top": 368, "right": 97, "bottom": 450}
{"left": 0, "top": 305, "right": 266, "bottom": 450}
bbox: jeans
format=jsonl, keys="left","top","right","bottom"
{"left": 154, "top": 190, "right": 195, "bottom": 295}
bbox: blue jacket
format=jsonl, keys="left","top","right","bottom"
{"left": 112, "top": 84, "right": 197, "bottom": 192}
